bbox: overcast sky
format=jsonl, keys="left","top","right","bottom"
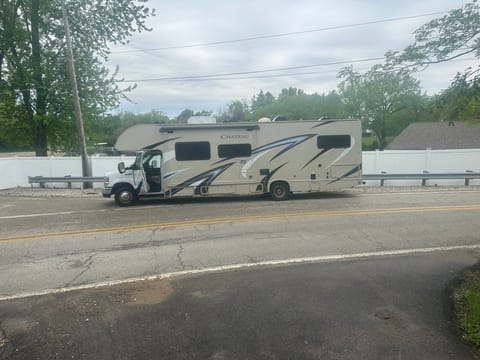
{"left": 106, "top": 0, "right": 477, "bottom": 118}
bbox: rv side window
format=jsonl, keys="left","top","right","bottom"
{"left": 317, "top": 135, "right": 351, "bottom": 149}
{"left": 175, "top": 142, "right": 211, "bottom": 161}
{"left": 218, "top": 144, "right": 252, "bottom": 158}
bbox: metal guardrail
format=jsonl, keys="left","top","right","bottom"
{"left": 28, "top": 172, "right": 480, "bottom": 189}
{"left": 28, "top": 176, "right": 104, "bottom": 189}
{"left": 363, "top": 172, "right": 480, "bottom": 186}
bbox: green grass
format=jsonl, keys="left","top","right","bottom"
{"left": 453, "top": 267, "right": 480, "bottom": 350}
{"left": 462, "top": 289, "right": 480, "bottom": 345}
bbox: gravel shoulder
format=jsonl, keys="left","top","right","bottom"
{"left": 1, "top": 185, "right": 479, "bottom": 198}
{"left": 0, "top": 187, "right": 103, "bottom": 198}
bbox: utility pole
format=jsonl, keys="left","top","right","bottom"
{"left": 61, "top": 1, "right": 92, "bottom": 187}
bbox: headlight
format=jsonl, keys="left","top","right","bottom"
{"left": 104, "top": 176, "right": 109, "bottom": 186}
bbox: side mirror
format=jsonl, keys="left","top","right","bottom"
{"left": 118, "top": 162, "right": 126, "bottom": 174}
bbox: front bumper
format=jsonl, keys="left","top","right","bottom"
{"left": 102, "top": 187, "right": 112, "bottom": 198}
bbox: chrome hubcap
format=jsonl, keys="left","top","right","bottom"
{"left": 119, "top": 191, "right": 132, "bottom": 203}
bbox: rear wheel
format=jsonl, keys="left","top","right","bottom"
{"left": 270, "top": 182, "right": 290, "bottom": 201}
{"left": 114, "top": 187, "right": 137, "bottom": 206}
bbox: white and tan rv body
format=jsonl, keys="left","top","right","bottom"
{"left": 103, "top": 119, "right": 362, "bottom": 205}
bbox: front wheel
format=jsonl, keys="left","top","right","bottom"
{"left": 270, "top": 182, "right": 290, "bottom": 201}
{"left": 114, "top": 187, "right": 137, "bottom": 206}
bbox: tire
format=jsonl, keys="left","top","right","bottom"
{"left": 114, "top": 186, "right": 137, "bottom": 206}
{"left": 270, "top": 182, "right": 290, "bottom": 201}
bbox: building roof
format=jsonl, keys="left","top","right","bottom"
{"left": 386, "top": 122, "right": 480, "bottom": 150}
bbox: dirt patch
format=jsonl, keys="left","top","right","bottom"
{"left": 0, "top": 279, "right": 175, "bottom": 360}
{"left": 127, "top": 280, "right": 173, "bottom": 305}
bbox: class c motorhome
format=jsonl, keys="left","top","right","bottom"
{"left": 102, "top": 119, "right": 362, "bottom": 206}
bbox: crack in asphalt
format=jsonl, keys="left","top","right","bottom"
{"left": 65, "top": 254, "right": 96, "bottom": 287}
{"left": 176, "top": 245, "right": 186, "bottom": 270}
{"left": 152, "top": 249, "right": 162, "bottom": 273}
{"left": 359, "top": 229, "right": 387, "bottom": 251}
{"left": 175, "top": 245, "right": 195, "bottom": 271}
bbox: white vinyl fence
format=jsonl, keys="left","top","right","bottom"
{"left": 1, "top": 149, "right": 480, "bottom": 190}
{"left": 1, "top": 155, "right": 134, "bottom": 190}
{"left": 362, "top": 149, "right": 480, "bottom": 186}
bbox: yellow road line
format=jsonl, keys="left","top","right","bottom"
{"left": 1, "top": 204, "right": 480, "bottom": 243}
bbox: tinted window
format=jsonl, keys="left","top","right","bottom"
{"left": 317, "top": 135, "right": 351, "bottom": 149}
{"left": 218, "top": 144, "right": 252, "bottom": 158}
{"left": 175, "top": 142, "right": 211, "bottom": 161}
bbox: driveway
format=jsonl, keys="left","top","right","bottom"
{"left": 1, "top": 251, "right": 478, "bottom": 360}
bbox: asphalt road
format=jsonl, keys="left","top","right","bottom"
{"left": 0, "top": 187, "right": 480, "bottom": 359}
{"left": 0, "top": 188, "right": 479, "bottom": 298}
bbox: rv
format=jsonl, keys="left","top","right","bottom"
{"left": 102, "top": 119, "right": 362, "bottom": 206}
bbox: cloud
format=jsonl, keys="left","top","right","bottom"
{"left": 106, "top": 0, "right": 473, "bottom": 117}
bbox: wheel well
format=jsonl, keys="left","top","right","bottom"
{"left": 269, "top": 180, "right": 290, "bottom": 193}
{"left": 112, "top": 183, "right": 135, "bottom": 195}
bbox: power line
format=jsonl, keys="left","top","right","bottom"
{"left": 145, "top": 68, "right": 364, "bottom": 82}
{"left": 121, "top": 57, "right": 385, "bottom": 83}
{"left": 3, "top": 57, "right": 474, "bottom": 94}
{"left": 113, "top": 11, "right": 447, "bottom": 54}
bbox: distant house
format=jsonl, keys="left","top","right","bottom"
{"left": 386, "top": 122, "right": 480, "bottom": 150}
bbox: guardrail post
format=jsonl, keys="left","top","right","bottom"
{"left": 422, "top": 171, "right": 429, "bottom": 186}
{"left": 465, "top": 170, "right": 473, "bottom": 186}
{"left": 380, "top": 172, "right": 386, "bottom": 186}
{"left": 65, "top": 175, "right": 72, "bottom": 189}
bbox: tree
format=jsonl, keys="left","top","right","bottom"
{"left": 175, "top": 109, "right": 195, "bottom": 123}
{"left": 173, "top": 109, "right": 214, "bottom": 123}
{"left": 249, "top": 90, "right": 346, "bottom": 121}
{"left": 279, "top": 86, "right": 305, "bottom": 97}
{"left": 385, "top": 1, "right": 479, "bottom": 73}
{"left": 462, "top": 86, "right": 480, "bottom": 120}
{"left": 251, "top": 89, "right": 275, "bottom": 111}
{"left": 384, "top": 0, "right": 480, "bottom": 123}
{"left": 217, "top": 100, "right": 249, "bottom": 122}
{"left": 434, "top": 69, "right": 480, "bottom": 121}
{"left": 194, "top": 110, "right": 213, "bottom": 116}
{"left": 95, "top": 110, "right": 169, "bottom": 146}
{"left": 385, "top": 0, "right": 480, "bottom": 121}
{"left": 0, "top": 0, "right": 154, "bottom": 155}
{"left": 226, "top": 100, "right": 249, "bottom": 122}
{"left": 338, "top": 66, "right": 423, "bottom": 149}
